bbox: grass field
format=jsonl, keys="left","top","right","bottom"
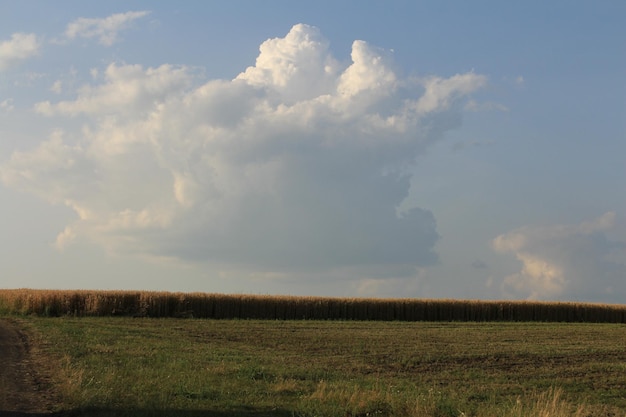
{"left": 14, "top": 317, "right": 626, "bottom": 416}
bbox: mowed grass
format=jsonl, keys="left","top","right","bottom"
{"left": 17, "top": 317, "right": 626, "bottom": 416}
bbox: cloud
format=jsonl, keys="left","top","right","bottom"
{"left": 2, "top": 24, "right": 486, "bottom": 277}
{"left": 35, "top": 63, "right": 191, "bottom": 118}
{"left": 471, "top": 260, "right": 488, "bottom": 269}
{"left": 235, "top": 24, "right": 340, "bottom": 102}
{"left": 64, "top": 11, "right": 150, "bottom": 46}
{"left": 0, "top": 33, "right": 40, "bottom": 70}
{"left": 415, "top": 73, "right": 486, "bottom": 113}
{"left": 451, "top": 139, "right": 494, "bottom": 153}
{"left": 464, "top": 99, "right": 508, "bottom": 112}
{"left": 50, "top": 80, "right": 63, "bottom": 94}
{"left": 0, "top": 99, "right": 14, "bottom": 112}
{"left": 492, "top": 212, "right": 626, "bottom": 301}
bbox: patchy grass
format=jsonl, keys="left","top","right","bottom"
{"left": 16, "top": 317, "right": 626, "bottom": 416}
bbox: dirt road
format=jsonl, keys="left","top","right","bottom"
{"left": 0, "top": 318, "right": 62, "bottom": 416}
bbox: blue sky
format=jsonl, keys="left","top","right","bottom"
{"left": 1, "top": 1, "right": 624, "bottom": 302}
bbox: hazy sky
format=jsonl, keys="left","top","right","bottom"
{"left": 1, "top": 1, "right": 624, "bottom": 302}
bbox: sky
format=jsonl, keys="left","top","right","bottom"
{"left": 1, "top": 1, "right": 624, "bottom": 303}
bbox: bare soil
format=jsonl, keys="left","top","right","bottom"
{"left": 0, "top": 318, "right": 64, "bottom": 417}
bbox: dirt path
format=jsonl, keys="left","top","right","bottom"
{"left": 0, "top": 318, "right": 63, "bottom": 416}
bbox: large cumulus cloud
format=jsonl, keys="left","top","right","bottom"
{"left": 492, "top": 212, "right": 626, "bottom": 301}
{"left": 1, "top": 24, "right": 486, "bottom": 275}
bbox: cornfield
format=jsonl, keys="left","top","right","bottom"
{"left": 0, "top": 289, "right": 625, "bottom": 322}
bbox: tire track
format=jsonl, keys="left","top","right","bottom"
{"left": 0, "top": 319, "right": 62, "bottom": 416}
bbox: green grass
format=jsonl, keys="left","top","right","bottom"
{"left": 16, "top": 317, "right": 626, "bottom": 416}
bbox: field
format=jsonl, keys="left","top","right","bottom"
{"left": 8, "top": 316, "right": 626, "bottom": 416}
{"left": 1, "top": 289, "right": 626, "bottom": 322}
{"left": 2, "top": 290, "right": 626, "bottom": 416}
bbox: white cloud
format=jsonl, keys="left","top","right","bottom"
{"left": 2, "top": 24, "right": 486, "bottom": 278}
{"left": 415, "top": 72, "right": 486, "bottom": 113}
{"left": 50, "top": 80, "right": 63, "bottom": 94}
{"left": 236, "top": 24, "right": 340, "bottom": 102}
{"left": 0, "top": 33, "right": 40, "bottom": 70}
{"left": 65, "top": 11, "right": 150, "bottom": 46}
{"left": 0, "top": 130, "right": 94, "bottom": 205}
{"left": 337, "top": 40, "right": 397, "bottom": 98}
{"left": 35, "top": 63, "right": 191, "bottom": 119}
{"left": 492, "top": 212, "right": 626, "bottom": 301}
{"left": 464, "top": 99, "right": 508, "bottom": 112}
{"left": 11, "top": 71, "right": 46, "bottom": 87}
{"left": 0, "top": 98, "right": 14, "bottom": 112}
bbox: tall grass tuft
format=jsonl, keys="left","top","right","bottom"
{"left": 299, "top": 384, "right": 591, "bottom": 417}
{"left": 506, "top": 388, "right": 588, "bottom": 417}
